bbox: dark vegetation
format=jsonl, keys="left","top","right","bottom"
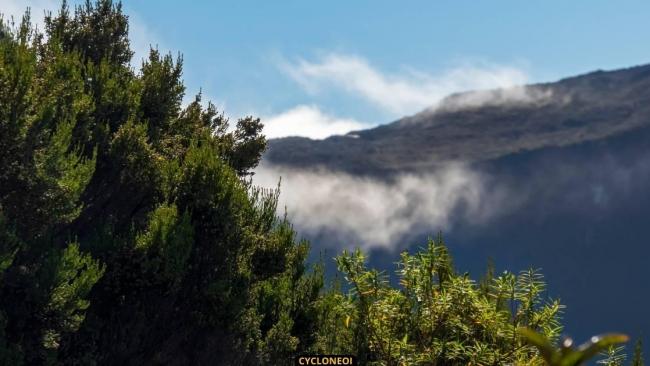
{"left": 0, "top": 1, "right": 641, "bottom": 364}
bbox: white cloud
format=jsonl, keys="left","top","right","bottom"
{"left": 263, "top": 105, "right": 365, "bottom": 139}
{"left": 254, "top": 164, "right": 514, "bottom": 250}
{"left": 281, "top": 53, "right": 534, "bottom": 116}
{"left": 266, "top": 55, "right": 545, "bottom": 139}
{"left": 434, "top": 85, "right": 554, "bottom": 112}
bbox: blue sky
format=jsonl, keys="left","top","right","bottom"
{"left": 7, "top": 0, "right": 650, "bottom": 138}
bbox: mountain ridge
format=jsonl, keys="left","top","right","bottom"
{"left": 265, "top": 63, "right": 650, "bottom": 174}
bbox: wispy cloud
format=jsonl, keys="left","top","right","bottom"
{"left": 435, "top": 85, "right": 554, "bottom": 112}
{"left": 263, "top": 105, "right": 364, "bottom": 140}
{"left": 280, "top": 53, "right": 532, "bottom": 116}
{"left": 254, "top": 164, "right": 514, "bottom": 250}
{"left": 265, "top": 54, "right": 542, "bottom": 139}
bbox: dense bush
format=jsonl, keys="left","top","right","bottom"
{"left": 320, "top": 236, "right": 563, "bottom": 365}
{"left": 0, "top": 2, "right": 318, "bottom": 364}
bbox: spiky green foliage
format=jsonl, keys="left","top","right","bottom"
{"left": 520, "top": 328, "right": 629, "bottom": 366}
{"left": 0, "top": 8, "right": 107, "bottom": 364}
{"left": 632, "top": 339, "right": 645, "bottom": 366}
{"left": 0, "top": 2, "right": 309, "bottom": 364}
{"left": 43, "top": 243, "right": 105, "bottom": 349}
{"left": 598, "top": 345, "right": 628, "bottom": 366}
{"left": 322, "top": 236, "right": 565, "bottom": 365}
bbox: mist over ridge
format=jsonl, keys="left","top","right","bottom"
{"left": 254, "top": 162, "right": 517, "bottom": 250}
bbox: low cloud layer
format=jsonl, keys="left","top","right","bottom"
{"left": 263, "top": 105, "right": 365, "bottom": 139}
{"left": 254, "top": 164, "right": 512, "bottom": 250}
{"left": 436, "top": 86, "right": 554, "bottom": 112}
{"left": 280, "top": 53, "right": 532, "bottom": 116}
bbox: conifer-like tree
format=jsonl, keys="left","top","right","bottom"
{"left": 0, "top": 2, "right": 316, "bottom": 364}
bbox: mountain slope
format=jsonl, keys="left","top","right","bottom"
{"left": 266, "top": 64, "right": 650, "bottom": 174}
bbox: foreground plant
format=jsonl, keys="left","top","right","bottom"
{"left": 519, "top": 328, "right": 629, "bottom": 366}
{"left": 317, "top": 236, "right": 565, "bottom": 365}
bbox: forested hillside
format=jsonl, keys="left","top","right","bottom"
{"left": 0, "top": 1, "right": 637, "bottom": 365}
